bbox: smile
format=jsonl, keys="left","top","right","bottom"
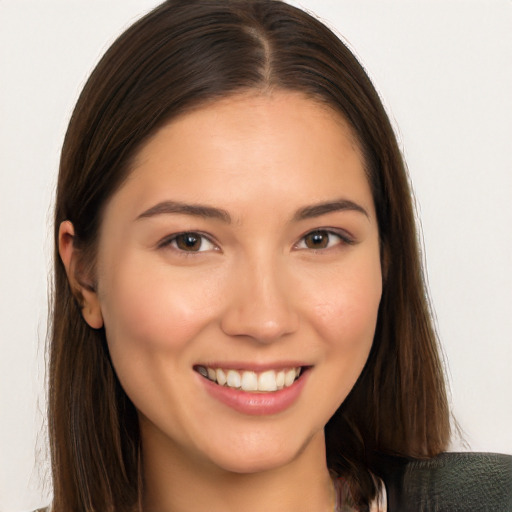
{"left": 194, "top": 365, "right": 302, "bottom": 392}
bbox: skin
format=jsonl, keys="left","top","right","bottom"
{"left": 60, "top": 91, "right": 383, "bottom": 512}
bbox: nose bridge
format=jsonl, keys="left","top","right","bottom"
{"left": 220, "top": 250, "right": 299, "bottom": 343}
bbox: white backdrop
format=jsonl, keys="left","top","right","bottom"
{"left": 0, "top": 1, "right": 511, "bottom": 510}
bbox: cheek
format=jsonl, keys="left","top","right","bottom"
{"left": 296, "top": 256, "right": 382, "bottom": 423}
{"left": 99, "top": 254, "right": 223, "bottom": 359}
{"left": 306, "top": 251, "right": 382, "bottom": 405}
{"left": 97, "top": 255, "right": 228, "bottom": 424}
{"left": 310, "top": 255, "right": 382, "bottom": 349}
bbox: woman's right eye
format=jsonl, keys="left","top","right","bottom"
{"left": 160, "top": 232, "right": 217, "bottom": 253}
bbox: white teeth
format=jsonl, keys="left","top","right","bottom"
{"left": 226, "top": 369, "right": 241, "bottom": 388}
{"left": 241, "top": 371, "right": 258, "bottom": 391}
{"left": 198, "top": 366, "right": 303, "bottom": 392}
{"left": 258, "top": 370, "right": 278, "bottom": 392}
{"left": 216, "top": 368, "right": 227, "bottom": 386}
{"left": 276, "top": 370, "right": 285, "bottom": 389}
{"left": 284, "top": 369, "right": 296, "bottom": 387}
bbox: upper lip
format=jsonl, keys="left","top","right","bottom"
{"left": 194, "top": 361, "right": 310, "bottom": 372}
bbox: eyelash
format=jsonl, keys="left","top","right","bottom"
{"left": 294, "top": 229, "right": 354, "bottom": 251}
{"left": 158, "top": 229, "right": 354, "bottom": 255}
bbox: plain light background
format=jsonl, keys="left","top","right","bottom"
{"left": 1, "top": 1, "right": 511, "bottom": 510}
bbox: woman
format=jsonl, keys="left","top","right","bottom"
{"left": 49, "top": 1, "right": 454, "bottom": 510}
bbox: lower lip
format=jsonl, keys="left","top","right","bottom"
{"left": 199, "top": 370, "right": 309, "bottom": 416}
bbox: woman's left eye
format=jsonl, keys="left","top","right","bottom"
{"left": 160, "top": 232, "right": 217, "bottom": 253}
{"left": 296, "top": 230, "right": 349, "bottom": 250}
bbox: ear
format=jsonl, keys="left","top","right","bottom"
{"left": 58, "top": 220, "right": 104, "bottom": 329}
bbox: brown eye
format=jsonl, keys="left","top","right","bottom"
{"left": 168, "top": 232, "right": 216, "bottom": 252}
{"left": 303, "top": 231, "right": 330, "bottom": 249}
{"left": 297, "top": 230, "right": 349, "bottom": 250}
{"left": 175, "top": 233, "right": 202, "bottom": 251}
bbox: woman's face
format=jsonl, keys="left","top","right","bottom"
{"left": 91, "top": 91, "right": 382, "bottom": 474}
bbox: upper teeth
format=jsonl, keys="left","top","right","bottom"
{"left": 197, "top": 366, "right": 301, "bottom": 392}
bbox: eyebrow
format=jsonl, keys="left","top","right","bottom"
{"left": 293, "top": 199, "right": 369, "bottom": 221}
{"left": 136, "top": 198, "right": 369, "bottom": 224}
{"left": 136, "top": 201, "right": 232, "bottom": 223}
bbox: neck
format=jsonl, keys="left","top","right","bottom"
{"left": 141, "top": 424, "right": 334, "bottom": 512}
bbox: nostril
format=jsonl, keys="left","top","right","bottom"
{"left": 220, "top": 309, "right": 299, "bottom": 344}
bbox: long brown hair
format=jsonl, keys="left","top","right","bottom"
{"left": 50, "top": 1, "right": 450, "bottom": 510}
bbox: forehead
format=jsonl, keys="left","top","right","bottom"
{"left": 106, "top": 91, "right": 373, "bottom": 223}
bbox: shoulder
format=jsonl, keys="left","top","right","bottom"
{"left": 374, "top": 451, "right": 512, "bottom": 512}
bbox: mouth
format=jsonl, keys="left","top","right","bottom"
{"left": 194, "top": 365, "right": 305, "bottom": 393}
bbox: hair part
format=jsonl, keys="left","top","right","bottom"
{"left": 50, "top": 1, "right": 450, "bottom": 510}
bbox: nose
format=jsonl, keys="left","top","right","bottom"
{"left": 220, "top": 256, "right": 299, "bottom": 343}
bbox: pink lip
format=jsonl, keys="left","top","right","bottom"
{"left": 198, "top": 368, "right": 309, "bottom": 416}
{"left": 196, "top": 361, "right": 307, "bottom": 372}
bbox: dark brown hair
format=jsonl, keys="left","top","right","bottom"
{"left": 50, "top": 1, "right": 450, "bottom": 510}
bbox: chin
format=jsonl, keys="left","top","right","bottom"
{"left": 201, "top": 428, "right": 323, "bottom": 475}
{"left": 211, "top": 449, "right": 298, "bottom": 475}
